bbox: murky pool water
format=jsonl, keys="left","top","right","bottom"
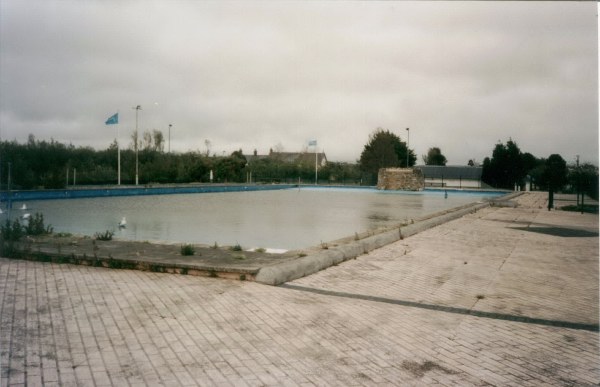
{"left": 11, "top": 187, "right": 503, "bottom": 250}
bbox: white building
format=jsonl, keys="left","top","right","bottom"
{"left": 415, "top": 165, "right": 483, "bottom": 189}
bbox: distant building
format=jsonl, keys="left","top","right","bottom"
{"left": 415, "top": 165, "right": 483, "bottom": 188}
{"left": 269, "top": 150, "right": 327, "bottom": 167}
{"left": 244, "top": 149, "right": 270, "bottom": 163}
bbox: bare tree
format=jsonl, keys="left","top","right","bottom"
{"left": 142, "top": 131, "right": 153, "bottom": 151}
{"left": 130, "top": 131, "right": 140, "bottom": 150}
{"left": 204, "top": 139, "right": 211, "bottom": 157}
{"left": 153, "top": 130, "right": 164, "bottom": 152}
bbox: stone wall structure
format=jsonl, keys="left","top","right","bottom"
{"left": 377, "top": 168, "right": 425, "bottom": 191}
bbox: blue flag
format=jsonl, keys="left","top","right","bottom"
{"left": 308, "top": 139, "right": 317, "bottom": 146}
{"left": 105, "top": 113, "right": 118, "bottom": 125}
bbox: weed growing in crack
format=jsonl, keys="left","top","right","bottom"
{"left": 230, "top": 243, "right": 243, "bottom": 252}
{"left": 180, "top": 244, "right": 195, "bottom": 256}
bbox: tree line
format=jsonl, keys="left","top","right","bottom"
{"left": 358, "top": 130, "right": 597, "bottom": 199}
{"left": 1, "top": 131, "right": 597, "bottom": 201}
{"left": 0, "top": 134, "right": 363, "bottom": 189}
{"left": 481, "top": 139, "right": 597, "bottom": 200}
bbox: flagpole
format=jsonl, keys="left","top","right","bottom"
{"left": 105, "top": 112, "right": 121, "bottom": 185}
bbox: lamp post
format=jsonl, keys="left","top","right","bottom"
{"left": 7, "top": 162, "right": 11, "bottom": 220}
{"left": 405, "top": 127, "right": 410, "bottom": 168}
{"left": 309, "top": 140, "right": 318, "bottom": 185}
{"left": 168, "top": 123, "right": 172, "bottom": 154}
{"left": 315, "top": 150, "right": 318, "bottom": 185}
{"left": 117, "top": 117, "right": 121, "bottom": 185}
{"left": 576, "top": 155, "right": 580, "bottom": 207}
{"left": 133, "top": 105, "right": 141, "bottom": 185}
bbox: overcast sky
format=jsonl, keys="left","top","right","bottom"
{"left": 0, "top": 1, "right": 598, "bottom": 165}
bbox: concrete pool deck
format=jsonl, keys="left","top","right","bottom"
{"left": 4, "top": 192, "right": 520, "bottom": 284}
{"left": 1, "top": 191, "right": 598, "bottom": 386}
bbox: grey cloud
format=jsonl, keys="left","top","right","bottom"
{"left": 0, "top": 1, "right": 597, "bottom": 165}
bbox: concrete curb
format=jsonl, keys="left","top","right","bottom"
{"left": 255, "top": 194, "right": 522, "bottom": 286}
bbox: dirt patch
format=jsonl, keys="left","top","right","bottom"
{"left": 401, "top": 360, "right": 458, "bottom": 378}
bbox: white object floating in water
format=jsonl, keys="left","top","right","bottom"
{"left": 0, "top": 208, "right": 3, "bottom": 214}
{"left": 22, "top": 213, "right": 31, "bottom": 220}
{"left": 265, "top": 248, "right": 288, "bottom": 254}
{"left": 118, "top": 217, "right": 127, "bottom": 228}
{"left": 246, "top": 247, "right": 288, "bottom": 254}
{"left": 20, "top": 204, "right": 27, "bottom": 210}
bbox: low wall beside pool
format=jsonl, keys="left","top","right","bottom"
{"left": 0, "top": 184, "right": 297, "bottom": 202}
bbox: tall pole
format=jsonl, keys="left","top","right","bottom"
{"left": 405, "top": 127, "right": 410, "bottom": 168}
{"left": 311, "top": 140, "right": 318, "bottom": 185}
{"left": 168, "top": 123, "right": 172, "bottom": 154}
{"left": 576, "top": 155, "right": 580, "bottom": 207}
{"left": 7, "top": 162, "right": 11, "bottom": 220}
{"left": 315, "top": 148, "right": 318, "bottom": 185}
{"left": 117, "top": 118, "right": 121, "bottom": 185}
{"left": 134, "top": 105, "right": 141, "bottom": 185}
{"left": 0, "top": 124, "right": 2, "bottom": 195}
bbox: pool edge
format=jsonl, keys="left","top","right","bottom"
{"left": 255, "top": 191, "right": 523, "bottom": 285}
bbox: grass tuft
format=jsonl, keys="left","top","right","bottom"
{"left": 94, "top": 230, "right": 114, "bottom": 241}
{"left": 180, "top": 244, "right": 195, "bottom": 256}
{"left": 230, "top": 243, "right": 243, "bottom": 252}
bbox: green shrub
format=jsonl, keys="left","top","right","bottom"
{"left": 0, "top": 240, "right": 20, "bottom": 258}
{"left": 1, "top": 218, "right": 23, "bottom": 242}
{"left": 94, "top": 230, "right": 114, "bottom": 241}
{"left": 25, "top": 213, "right": 53, "bottom": 236}
{"left": 180, "top": 244, "right": 195, "bottom": 256}
{"left": 230, "top": 243, "right": 243, "bottom": 252}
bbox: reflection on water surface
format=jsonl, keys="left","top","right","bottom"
{"left": 17, "top": 187, "right": 503, "bottom": 250}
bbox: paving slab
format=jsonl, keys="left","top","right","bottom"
{"left": 290, "top": 192, "right": 599, "bottom": 326}
{"left": 1, "top": 191, "right": 598, "bottom": 386}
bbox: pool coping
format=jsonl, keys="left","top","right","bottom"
{"left": 254, "top": 191, "right": 523, "bottom": 285}
{"left": 3, "top": 191, "right": 522, "bottom": 285}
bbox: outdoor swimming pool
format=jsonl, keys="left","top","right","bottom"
{"left": 9, "top": 187, "right": 505, "bottom": 250}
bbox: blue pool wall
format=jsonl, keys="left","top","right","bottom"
{"left": 1, "top": 184, "right": 508, "bottom": 203}
{"left": 0, "top": 184, "right": 297, "bottom": 202}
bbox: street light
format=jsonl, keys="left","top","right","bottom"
{"left": 168, "top": 123, "right": 172, "bottom": 154}
{"left": 405, "top": 127, "right": 410, "bottom": 168}
{"left": 7, "top": 162, "right": 11, "bottom": 220}
{"left": 133, "top": 105, "right": 142, "bottom": 185}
